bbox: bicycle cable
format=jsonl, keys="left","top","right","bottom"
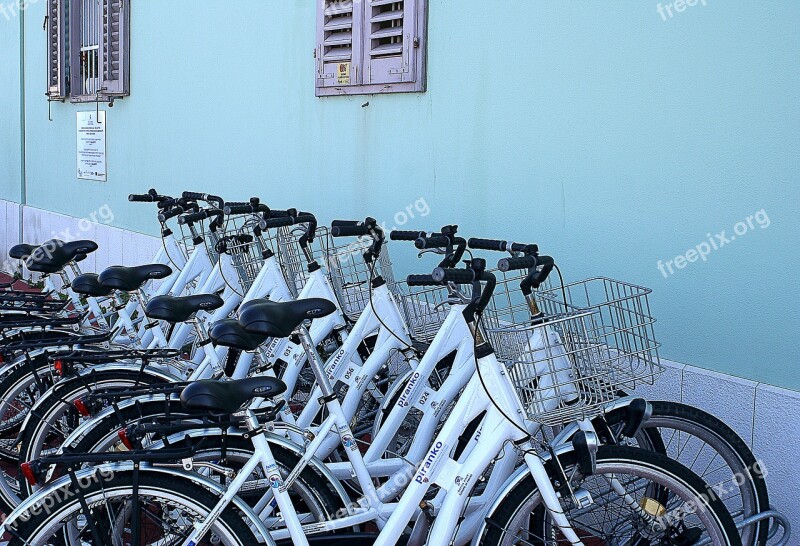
{"left": 366, "top": 256, "right": 415, "bottom": 352}
{"left": 201, "top": 217, "right": 244, "bottom": 298}
{"left": 472, "top": 308, "right": 533, "bottom": 441}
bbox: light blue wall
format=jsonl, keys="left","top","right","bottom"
{"left": 0, "top": 7, "right": 22, "bottom": 202}
{"left": 5, "top": 0, "right": 800, "bottom": 388}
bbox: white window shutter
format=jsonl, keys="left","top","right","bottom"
{"left": 317, "top": 0, "right": 364, "bottom": 93}
{"left": 100, "top": 0, "right": 130, "bottom": 96}
{"left": 364, "top": 0, "right": 423, "bottom": 87}
{"left": 46, "top": 0, "right": 67, "bottom": 100}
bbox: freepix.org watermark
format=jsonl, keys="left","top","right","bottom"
{"left": 657, "top": 0, "right": 707, "bottom": 22}
{"left": 0, "top": 0, "right": 40, "bottom": 21}
{"left": 657, "top": 209, "right": 770, "bottom": 278}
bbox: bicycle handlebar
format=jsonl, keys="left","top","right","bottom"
{"left": 158, "top": 206, "right": 185, "bottom": 223}
{"left": 389, "top": 230, "right": 425, "bottom": 241}
{"left": 415, "top": 235, "right": 450, "bottom": 249}
{"left": 128, "top": 189, "right": 168, "bottom": 203}
{"left": 468, "top": 238, "right": 538, "bottom": 254}
{"left": 224, "top": 204, "right": 270, "bottom": 216}
{"left": 498, "top": 255, "right": 554, "bottom": 272}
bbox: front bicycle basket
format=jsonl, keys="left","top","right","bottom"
{"left": 274, "top": 226, "right": 331, "bottom": 298}
{"left": 324, "top": 238, "right": 397, "bottom": 319}
{"left": 538, "top": 277, "right": 663, "bottom": 391}
{"left": 484, "top": 308, "right": 618, "bottom": 427}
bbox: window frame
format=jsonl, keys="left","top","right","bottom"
{"left": 46, "top": 0, "right": 130, "bottom": 104}
{"left": 316, "top": 0, "right": 428, "bottom": 98}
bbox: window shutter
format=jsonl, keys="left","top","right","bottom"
{"left": 317, "top": 0, "right": 363, "bottom": 92}
{"left": 364, "top": 0, "right": 424, "bottom": 88}
{"left": 100, "top": 0, "right": 130, "bottom": 96}
{"left": 46, "top": 0, "right": 67, "bottom": 100}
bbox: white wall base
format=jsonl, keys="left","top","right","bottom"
{"left": 1, "top": 200, "right": 797, "bottom": 537}
{"left": 1, "top": 200, "right": 160, "bottom": 278}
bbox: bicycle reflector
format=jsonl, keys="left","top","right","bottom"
{"left": 118, "top": 429, "right": 134, "bottom": 450}
{"left": 53, "top": 359, "right": 64, "bottom": 376}
{"left": 73, "top": 399, "right": 91, "bottom": 417}
{"left": 20, "top": 462, "right": 39, "bottom": 486}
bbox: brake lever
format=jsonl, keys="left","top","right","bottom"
{"left": 417, "top": 248, "right": 446, "bottom": 258}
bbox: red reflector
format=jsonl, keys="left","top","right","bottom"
{"left": 73, "top": 399, "right": 91, "bottom": 417}
{"left": 0, "top": 353, "right": 5, "bottom": 364}
{"left": 54, "top": 359, "right": 64, "bottom": 376}
{"left": 20, "top": 462, "right": 38, "bottom": 486}
{"left": 118, "top": 429, "right": 134, "bottom": 450}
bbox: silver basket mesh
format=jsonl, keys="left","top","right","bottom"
{"left": 396, "top": 282, "right": 452, "bottom": 344}
{"left": 537, "top": 277, "right": 663, "bottom": 391}
{"left": 324, "top": 238, "right": 397, "bottom": 319}
{"left": 216, "top": 215, "right": 284, "bottom": 292}
{"left": 484, "top": 310, "right": 618, "bottom": 427}
{"left": 396, "top": 269, "right": 530, "bottom": 345}
{"left": 274, "top": 226, "right": 331, "bottom": 298}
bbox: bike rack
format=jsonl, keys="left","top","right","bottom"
{"left": 694, "top": 508, "right": 791, "bottom": 546}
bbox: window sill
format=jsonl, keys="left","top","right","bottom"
{"left": 316, "top": 81, "right": 426, "bottom": 97}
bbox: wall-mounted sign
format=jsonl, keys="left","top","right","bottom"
{"left": 337, "top": 62, "right": 351, "bottom": 85}
{"left": 77, "top": 111, "right": 107, "bottom": 181}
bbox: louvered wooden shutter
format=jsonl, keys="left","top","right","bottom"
{"left": 100, "top": 0, "right": 130, "bottom": 96}
{"left": 364, "top": 0, "right": 423, "bottom": 87}
{"left": 317, "top": 0, "right": 363, "bottom": 91}
{"left": 46, "top": 0, "right": 67, "bottom": 100}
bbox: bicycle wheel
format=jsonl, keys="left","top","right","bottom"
{"left": 6, "top": 368, "right": 170, "bottom": 511}
{"left": 480, "top": 445, "right": 742, "bottom": 546}
{"left": 26, "top": 398, "right": 349, "bottom": 531}
{"left": 7, "top": 470, "right": 260, "bottom": 545}
{"left": 603, "top": 401, "right": 769, "bottom": 546}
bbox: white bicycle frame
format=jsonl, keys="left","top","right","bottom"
{"left": 177, "top": 313, "right": 588, "bottom": 546}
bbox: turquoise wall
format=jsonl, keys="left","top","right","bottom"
{"left": 0, "top": 8, "right": 22, "bottom": 202}
{"left": 3, "top": 1, "right": 799, "bottom": 388}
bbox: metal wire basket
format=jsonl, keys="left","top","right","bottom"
{"left": 274, "top": 226, "right": 331, "bottom": 298}
{"left": 396, "top": 269, "right": 531, "bottom": 345}
{"left": 483, "top": 308, "right": 618, "bottom": 427}
{"left": 395, "top": 282, "right": 452, "bottom": 344}
{"left": 537, "top": 277, "right": 663, "bottom": 391}
{"left": 324, "top": 237, "right": 397, "bottom": 319}
{"left": 215, "top": 214, "right": 280, "bottom": 292}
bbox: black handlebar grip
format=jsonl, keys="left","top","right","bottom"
{"left": 182, "top": 191, "right": 205, "bottom": 200}
{"left": 415, "top": 235, "right": 449, "bottom": 250}
{"left": 224, "top": 204, "right": 269, "bottom": 215}
{"left": 406, "top": 275, "right": 439, "bottom": 287}
{"left": 431, "top": 268, "right": 476, "bottom": 284}
{"left": 390, "top": 230, "right": 424, "bottom": 241}
{"left": 498, "top": 256, "right": 539, "bottom": 272}
{"left": 468, "top": 238, "right": 508, "bottom": 252}
{"left": 158, "top": 207, "right": 184, "bottom": 222}
{"left": 331, "top": 220, "right": 360, "bottom": 228}
{"left": 178, "top": 210, "right": 209, "bottom": 224}
{"left": 294, "top": 212, "right": 317, "bottom": 224}
{"left": 261, "top": 216, "right": 295, "bottom": 229}
{"left": 128, "top": 194, "right": 153, "bottom": 202}
{"left": 332, "top": 224, "right": 370, "bottom": 237}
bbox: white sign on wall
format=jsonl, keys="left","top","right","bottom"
{"left": 77, "top": 111, "right": 107, "bottom": 181}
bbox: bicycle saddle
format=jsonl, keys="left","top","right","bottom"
{"left": 209, "top": 318, "right": 268, "bottom": 351}
{"left": 239, "top": 298, "right": 337, "bottom": 338}
{"left": 99, "top": 264, "right": 173, "bottom": 292}
{"left": 9, "top": 244, "right": 38, "bottom": 260}
{"left": 180, "top": 377, "right": 287, "bottom": 414}
{"left": 71, "top": 273, "right": 114, "bottom": 297}
{"left": 25, "top": 240, "right": 99, "bottom": 274}
{"left": 145, "top": 294, "right": 224, "bottom": 323}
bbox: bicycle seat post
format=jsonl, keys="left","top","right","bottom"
{"left": 294, "top": 322, "right": 336, "bottom": 401}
